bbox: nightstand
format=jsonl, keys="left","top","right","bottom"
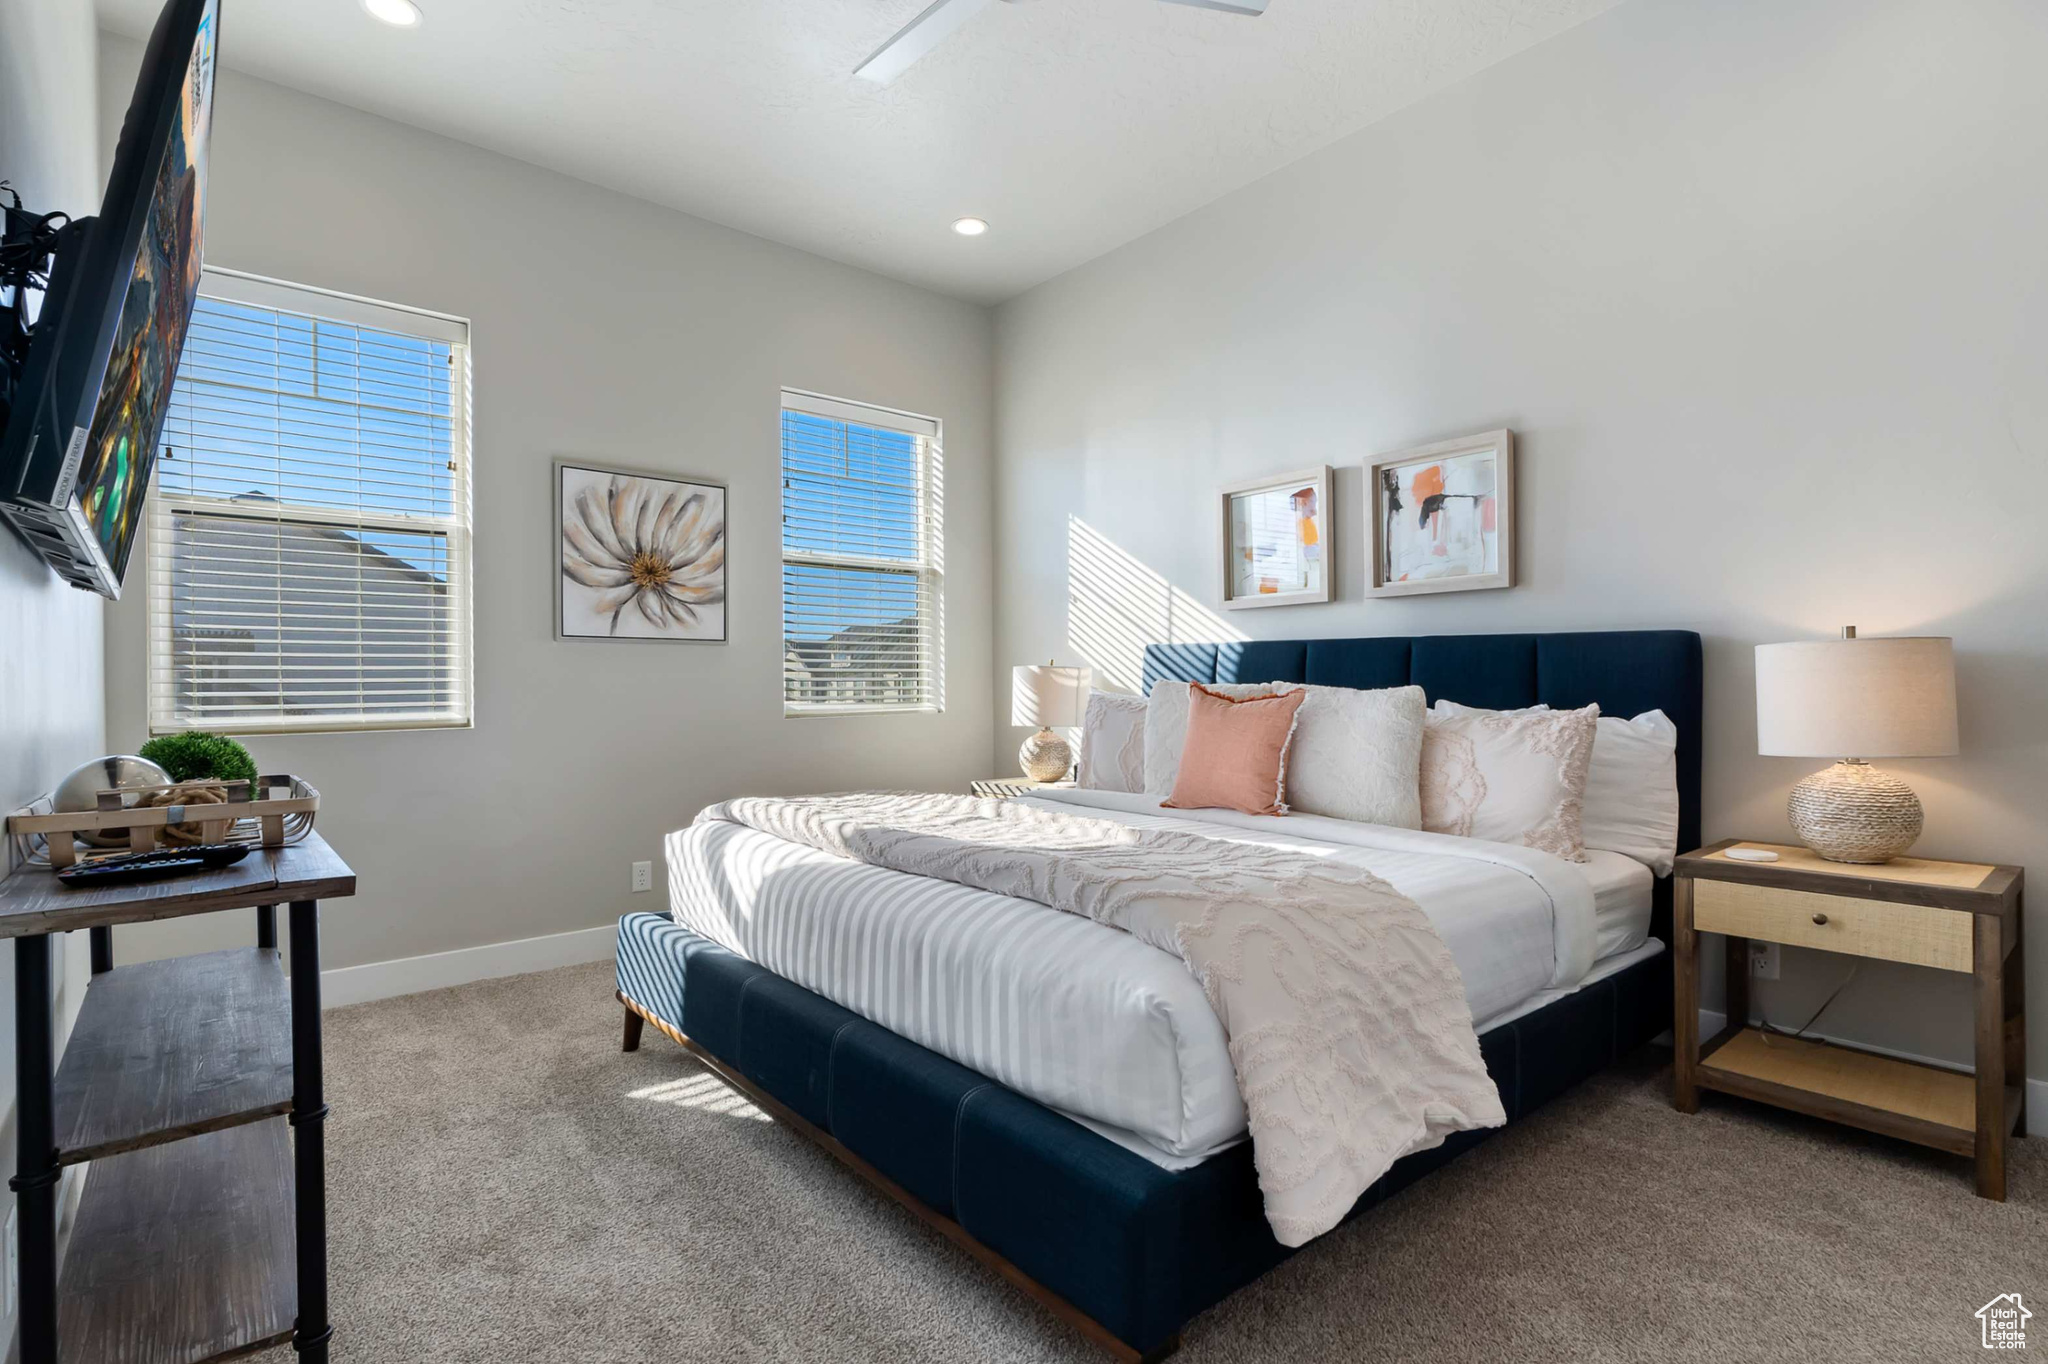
{"left": 1673, "top": 840, "right": 2025, "bottom": 1199}
{"left": 970, "top": 777, "right": 1075, "bottom": 799}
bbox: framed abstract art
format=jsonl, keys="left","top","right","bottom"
{"left": 555, "top": 460, "right": 728, "bottom": 642}
{"left": 1368, "top": 429, "right": 1515, "bottom": 597}
{"left": 1218, "top": 465, "right": 1332, "bottom": 610}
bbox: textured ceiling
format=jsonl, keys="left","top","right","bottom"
{"left": 96, "top": 0, "right": 1624, "bottom": 304}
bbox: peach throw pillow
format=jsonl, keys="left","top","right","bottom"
{"left": 1161, "top": 683, "right": 1307, "bottom": 816}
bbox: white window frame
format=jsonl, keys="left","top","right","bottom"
{"left": 780, "top": 387, "right": 944, "bottom": 718}
{"left": 145, "top": 267, "right": 475, "bottom": 736}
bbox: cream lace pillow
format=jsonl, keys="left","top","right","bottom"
{"left": 1436, "top": 701, "right": 1679, "bottom": 874}
{"left": 1077, "top": 691, "right": 1147, "bottom": 793}
{"left": 1421, "top": 701, "right": 1600, "bottom": 861}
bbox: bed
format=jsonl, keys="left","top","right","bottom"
{"left": 614, "top": 629, "right": 1703, "bottom": 1361}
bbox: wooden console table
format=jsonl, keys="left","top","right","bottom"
{"left": 0, "top": 832, "right": 355, "bottom": 1363}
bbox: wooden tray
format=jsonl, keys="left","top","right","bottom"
{"left": 6, "top": 775, "right": 320, "bottom": 870}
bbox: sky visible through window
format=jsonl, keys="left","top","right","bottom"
{"left": 781, "top": 410, "right": 922, "bottom": 644}
{"left": 161, "top": 296, "right": 456, "bottom": 577}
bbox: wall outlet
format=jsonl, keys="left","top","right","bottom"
{"left": 1750, "top": 941, "right": 1781, "bottom": 982}
{"left": 6, "top": 1203, "right": 17, "bottom": 1322}
{"left": 630, "top": 860, "right": 653, "bottom": 893}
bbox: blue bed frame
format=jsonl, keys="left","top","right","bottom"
{"left": 615, "top": 630, "right": 1703, "bottom": 1361}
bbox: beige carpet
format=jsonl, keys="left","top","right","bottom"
{"left": 255, "top": 961, "right": 2043, "bottom": 1363}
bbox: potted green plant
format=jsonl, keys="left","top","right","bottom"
{"left": 138, "top": 731, "right": 259, "bottom": 787}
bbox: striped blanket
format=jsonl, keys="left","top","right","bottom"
{"left": 698, "top": 791, "right": 1503, "bottom": 1246}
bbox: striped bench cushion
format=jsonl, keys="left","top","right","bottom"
{"left": 616, "top": 910, "right": 689, "bottom": 1034}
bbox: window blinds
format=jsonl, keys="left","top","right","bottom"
{"left": 145, "top": 270, "right": 473, "bottom": 735}
{"left": 780, "top": 390, "right": 943, "bottom": 715}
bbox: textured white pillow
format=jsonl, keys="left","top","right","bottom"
{"left": 1077, "top": 691, "right": 1147, "bottom": 793}
{"left": 1421, "top": 701, "right": 1600, "bottom": 861}
{"left": 1436, "top": 702, "right": 1679, "bottom": 874}
{"left": 1144, "top": 681, "right": 1426, "bottom": 828}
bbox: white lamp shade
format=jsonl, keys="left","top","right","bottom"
{"left": 1011, "top": 664, "right": 1091, "bottom": 728}
{"left": 1755, "top": 636, "right": 1958, "bottom": 758}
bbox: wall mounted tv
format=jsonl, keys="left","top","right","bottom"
{"left": 0, "top": 0, "right": 218, "bottom": 599}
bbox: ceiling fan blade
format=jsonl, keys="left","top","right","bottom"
{"left": 855, "top": 0, "right": 1001, "bottom": 84}
{"left": 1156, "top": 0, "right": 1269, "bottom": 14}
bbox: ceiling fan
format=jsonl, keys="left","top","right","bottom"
{"left": 855, "top": 0, "right": 1270, "bottom": 84}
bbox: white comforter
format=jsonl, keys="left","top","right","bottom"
{"left": 696, "top": 791, "right": 1513, "bottom": 1247}
{"left": 1032, "top": 789, "right": 1597, "bottom": 991}
{"left": 667, "top": 790, "right": 1604, "bottom": 1181}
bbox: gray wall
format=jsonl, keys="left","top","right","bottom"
{"left": 98, "top": 36, "right": 997, "bottom": 971}
{"left": 0, "top": 0, "right": 104, "bottom": 1340}
{"left": 993, "top": 0, "right": 2048, "bottom": 1081}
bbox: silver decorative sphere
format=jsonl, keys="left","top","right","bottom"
{"left": 1018, "top": 728, "right": 1074, "bottom": 783}
{"left": 54, "top": 755, "right": 174, "bottom": 848}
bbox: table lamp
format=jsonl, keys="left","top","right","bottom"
{"left": 1012, "top": 661, "right": 1091, "bottom": 781}
{"left": 1754, "top": 627, "right": 1958, "bottom": 863}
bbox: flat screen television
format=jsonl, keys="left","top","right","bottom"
{"left": 0, "top": 0, "right": 218, "bottom": 598}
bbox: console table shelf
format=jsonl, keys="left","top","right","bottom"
{"left": 56, "top": 1120, "right": 298, "bottom": 1364}
{"left": 53, "top": 948, "right": 294, "bottom": 1165}
{"left": 0, "top": 831, "right": 355, "bottom": 1364}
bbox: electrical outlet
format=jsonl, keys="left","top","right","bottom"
{"left": 630, "top": 860, "right": 652, "bottom": 893}
{"left": 6, "top": 1203, "right": 17, "bottom": 1322}
{"left": 1750, "top": 941, "right": 1781, "bottom": 982}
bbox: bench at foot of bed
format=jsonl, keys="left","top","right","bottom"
{"left": 613, "top": 910, "right": 1671, "bottom": 1360}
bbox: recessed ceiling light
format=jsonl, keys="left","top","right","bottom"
{"left": 952, "top": 217, "right": 989, "bottom": 237}
{"left": 363, "top": 0, "right": 424, "bottom": 28}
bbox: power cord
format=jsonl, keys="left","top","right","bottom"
{"left": 1758, "top": 960, "right": 1861, "bottom": 1045}
{"left": 1, "top": 181, "right": 73, "bottom": 421}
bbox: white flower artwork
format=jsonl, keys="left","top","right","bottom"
{"left": 556, "top": 462, "right": 727, "bottom": 642}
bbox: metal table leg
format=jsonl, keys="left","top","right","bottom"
{"left": 12, "top": 935, "right": 58, "bottom": 1364}
{"left": 257, "top": 904, "right": 277, "bottom": 951}
{"left": 89, "top": 925, "right": 113, "bottom": 974}
{"left": 288, "top": 901, "right": 331, "bottom": 1360}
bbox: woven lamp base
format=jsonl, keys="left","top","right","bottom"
{"left": 1018, "top": 728, "right": 1074, "bottom": 782}
{"left": 1788, "top": 760, "right": 1923, "bottom": 864}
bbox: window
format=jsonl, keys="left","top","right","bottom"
{"left": 146, "top": 270, "right": 473, "bottom": 734}
{"left": 780, "top": 390, "right": 943, "bottom": 715}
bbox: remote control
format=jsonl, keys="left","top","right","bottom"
{"left": 57, "top": 843, "right": 252, "bottom": 888}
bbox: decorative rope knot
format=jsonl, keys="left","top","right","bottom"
{"left": 141, "top": 781, "right": 230, "bottom": 845}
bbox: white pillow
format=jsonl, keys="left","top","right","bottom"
{"left": 1433, "top": 701, "right": 1680, "bottom": 874}
{"left": 1421, "top": 701, "right": 1600, "bottom": 861}
{"left": 1077, "top": 691, "right": 1147, "bottom": 793}
{"left": 1581, "top": 710, "right": 1679, "bottom": 876}
{"left": 1144, "top": 681, "right": 1426, "bottom": 828}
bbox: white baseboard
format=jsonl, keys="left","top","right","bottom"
{"left": 321, "top": 923, "right": 616, "bottom": 1009}
{"left": 1694, "top": 1009, "right": 2043, "bottom": 1139}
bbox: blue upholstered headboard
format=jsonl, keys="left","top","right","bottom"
{"left": 1142, "top": 630, "right": 1704, "bottom": 942}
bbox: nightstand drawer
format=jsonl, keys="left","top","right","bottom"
{"left": 1693, "top": 880, "right": 1972, "bottom": 972}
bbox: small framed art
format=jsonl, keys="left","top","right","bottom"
{"left": 1368, "top": 429, "right": 1514, "bottom": 597}
{"left": 1218, "top": 465, "right": 1332, "bottom": 610}
{"left": 556, "top": 460, "right": 728, "bottom": 642}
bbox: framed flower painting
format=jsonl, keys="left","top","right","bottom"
{"left": 1367, "top": 429, "right": 1515, "bottom": 597}
{"left": 556, "top": 461, "right": 727, "bottom": 642}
